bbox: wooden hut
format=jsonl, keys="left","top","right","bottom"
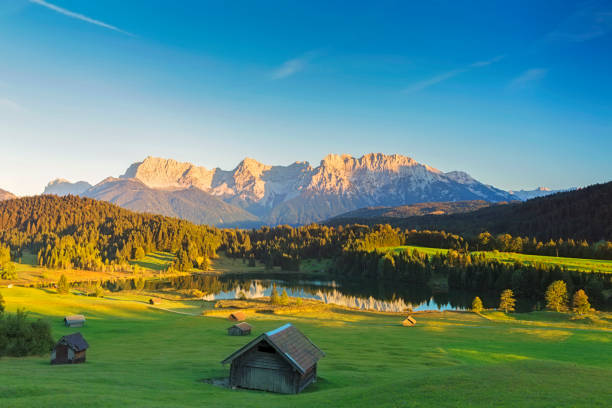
{"left": 51, "top": 332, "right": 89, "bottom": 365}
{"left": 228, "top": 312, "right": 246, "bottom": 322}
{"left": 221, "top": 323, "right": 325, "bottom": 394}
{"left": 228, "top": 322, "right": 252, "bottom": 336}
{"left": 402, "top": 316, "right": 417, "bottom": 327}
{"left": 149, "top": 298, "right": 162, "bottom": 305}
{"left": 64, "top": 315, "right": 86, "bottom": 328}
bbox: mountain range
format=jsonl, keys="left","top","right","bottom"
{"left": 40, "top": 153, "right": 565, "bottom": 226}
{"left": 0, "top": 188, "right": 16, "bottom": 201}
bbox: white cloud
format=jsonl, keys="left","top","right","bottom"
{"left": 29, "top": 0, "right": 132, "bottom": 35}
{"left": 404, "top": 55, "right": 505, "bottom": 93}
{"left": 271, "top": 50, "right": 320, "bottom": 80}
{"left": 0, "top": 98, "right": 23, "bottom": 112}
{"left": 509, "top": 68, "right": 548, "bottom": 89}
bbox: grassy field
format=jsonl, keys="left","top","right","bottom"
{"left": 1, "top": 287, "right": 611, "bottom": 407}
{"left": 385, "top": 246, "right": 612, "bottom": 274}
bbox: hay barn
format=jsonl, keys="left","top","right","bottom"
{"left": 402, "top": 316, "right": 416, "bottom": 326}
{"left": 149, "top": 298, "right": 162, "bottom": 305}
{"left": 228, "top": 322, "right": 252, "bottom": 336}
{"left": 64, "top": 314, "right": 86, "bottom": 328}
{"left": 221, "top": 323, "right": 325, "bottom": 394}
{"left": 228, "top": 312, "right": 246, "bottom": 322}
{"left": 51, "top": 332, "right": 89, "bottom": 365}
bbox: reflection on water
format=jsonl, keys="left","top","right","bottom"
{"left": 146, "top": 273, "right": 497, "bottom": 312}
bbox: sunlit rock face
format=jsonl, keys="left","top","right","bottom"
{"left": 0, "top": 188, "right": 16, "bottom": 201}
{"left": 112, "top": 153, "right": 513, "bottom": 225}
{"left": 43, "top": 179, "right": 92, "bottom": 196}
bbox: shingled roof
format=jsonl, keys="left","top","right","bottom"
{"left": 57, "top": 332, "right": 89, "bottom": 352}
{"left": 221, "top": 323, "right": 324, "bottom": 374}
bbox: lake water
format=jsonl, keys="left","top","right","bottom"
{"left": 148, "top": 273, "right": 536, "bottom": 313}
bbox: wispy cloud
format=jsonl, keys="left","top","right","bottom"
{"left": 545, "top": 2, "right": 612, "bottom": 43}
{"left": 28, "top": 0, "right": 132, "bottom": 35}
{"left": 271, "top": 50, "right": 321, "bottom": 80}
{"left": 403, "top": 55, "right": 505, "bottom": 93}
{"left": 0, "top": 98, "right": 24, "bottom": 112}
{"left": 508, "top": 68, "right": 548, "bottom": 89}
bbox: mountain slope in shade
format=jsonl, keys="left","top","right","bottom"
{"left": 44, "top": 179, "right": 92, "bottom": 196}
{"left": 328, "top": 200, "right": 493, "bottom": 225}
{"left": 508, "top": 187, "right": 575, "bottom": 201}
{"left": 0, "top": 188, "right": 17, "bottom": 201}
{"left": 335, "top": 182, "right": 611, "bottom": 242}
{"left": 118, "top": 153, "right": 514, "bottom": 225}
{"left": 83, "top": 178, "right": 259, "bottom": 226}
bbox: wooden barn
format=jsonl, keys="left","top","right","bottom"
{"left": 402, "top": 316, "right": 416, "bottom": 326}
{"left": 228, "top": 312, "right": 246, "bottom": 322}
{"left": 64, "top": 314, "right": 86, "bottom": 328}
{"left": 51, "top": 332, "right": 89, "bottom": 365}
{"left": 228, "top": 322, "right": 252, "bottom": 336}
{"left": 149, "top": 298, "right": 162, "bottom": 305}
{"left": 221, "top": 323, "right": 325, "bottom": 394}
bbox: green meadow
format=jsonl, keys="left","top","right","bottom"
{"left": 1, "top": 287, "right": 611, "bottom": 407}
{"left": 384, "top": 245, "right": 612, "bottom": 274}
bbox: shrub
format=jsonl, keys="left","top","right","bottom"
{"left": 57, "top": 274, "right": 70, "bottom": 294}
{"left": 0, "top": 309, "right": 54, "bottom": 357}
{"left": 270, "top": 284, "right": 280, "bottom": 305}
{"left": 0, "top": 292, "right": 4, "bottom": 313}
{"left": 280, "top": 289, "right": 290, "bottom": 305}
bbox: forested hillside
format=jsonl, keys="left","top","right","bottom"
{"left": 328, "top": 181, "right": 612, "bottom": 242}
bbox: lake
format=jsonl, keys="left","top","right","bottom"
{"left": 146, "top": 273, "right": 539, "bottom": 313}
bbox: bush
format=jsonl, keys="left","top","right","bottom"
{"left": 57, "top": 274, "right": 70, "bottom": 294}
{"left": 0, "top": 292, "right": 4, "bottom": 313}
{"left": 270, "top": 284, "right": 280, "bottom": 305}
{"left": 0, "top": 309, "right": 54, "bottom": 357}
{"left": 280, "top": 289, "right": 290, "bottom": 305}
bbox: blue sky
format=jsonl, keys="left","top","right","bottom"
{"left": 0, "top": 0, "right": 611, "bottom": 196}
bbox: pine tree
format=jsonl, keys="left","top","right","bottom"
{"left": 572, "top": 289, "right": 591, "bottom": 315}
{"left": 499, "top": 289, "right": 516, "bottom": 313}
{"left": 545, "top": 280, "right": 568, "bottom": 312}
{"left": 134, "top": 247, "right": 145, "bottom": 260}
{"left": 280, "top": 289, "right": 290, "bottom": 305}
{"left": 270, "top": 284, "right": 280, "bottom": 305}
{"left": 57, "top": 274, "right": 70, "bottom": 294}
{"left": 471, "top": 296, "right": 483, "bottom": 313}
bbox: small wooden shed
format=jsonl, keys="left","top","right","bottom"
{"left": 64, "top": 314, "right": 86, "bottom": 328}
{"left": 51, "top": 332, "right": 89, "bottom": 365}
{"left": 228, "top": 322, "right": 252, "bottom": 336}
{"left": 149, "top": 298, "right": 162, "bottom": 305}
{"left": 221, "top": 323, "right": 325, "bottom": 394}
{"left": 228, "top": 312, "right": 246, "bottom": 322}
{"left": 402, "top": 316, "right": 417, "bottom": 327}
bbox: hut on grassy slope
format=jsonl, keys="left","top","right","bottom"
{"left": 402, "top": 316, "right": 416, "bottom": 326}
{"left": 149, "top": 298, "right": 162, "bottom": 305}
{"left": 228, "top": 322, "right": 252, "bottom": 336}
{"left": 221, "top": 323, "right": 325, "bottom": 394}
{"left": 51, "top": 332, "right": 89, "bottom": 365}
{"left": 64, "top": 314, "right": 86, "bottom": 328}
{"left": 228, "top": 312, "right": 246, "bottom": 322}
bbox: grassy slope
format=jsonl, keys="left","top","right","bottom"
{"left": 385, "top": 246, "right": 612, "bottom": 274}
{"left": 1, "top": 288, "right": 611, "bottom": 408}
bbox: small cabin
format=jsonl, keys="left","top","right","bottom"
{"left": 221, "top": 323, "right": 325, "bottom": 394}
{"left": 51, "top": 332, "right": 89, "bottom": 365}
{"left": 64, "top": 314, "right": 86, "bottom": 328}
{"left": 228, "top": 312, "right": 246, "bottom": 322}
{"left": 402, "top": 316, "right": 417, "bottom": 327}
{"left": 228, "top": 322, "right": 252, "bottom": 336}
{"left": 149, "top": 298, "right": 162, "bottom": 305}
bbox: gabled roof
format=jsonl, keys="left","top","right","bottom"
{"left": 57, "top": 332, "right": 89, "bottom": 352}
{"left": 221, "top": 323, "right": 325, "bottom": 374}
{"left": 229, "top": 312, "right": 246, "bottom": 321}
{"left": 64, "top": 314, "right": 86, "bottom": 322}
{"left": 229, "top": 322, "right": 252, "bottom": 331}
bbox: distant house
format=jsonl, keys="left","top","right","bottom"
{"left": 221, "top": 323, "right": 325, "bottom": 394}
{"left": 402, "top": 316, "right": 416, "bottom": 327}
{"left": 64, "top": 315, "right": 86, "bottom": 328}
{"left": 51, "top": 332, "right": 89, "bottom": 365}
{"left": 228, "top": 322, "right": 252, "bottom": 336}
{"left": 228, "top": 312, "right": 246, "bottom": 322}
{"left": 149, "top": 298, "right": 162, "bottom": 305}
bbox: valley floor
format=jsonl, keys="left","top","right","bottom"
{"left": 1, "top": 287, "right": 611, "bottom": 407}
